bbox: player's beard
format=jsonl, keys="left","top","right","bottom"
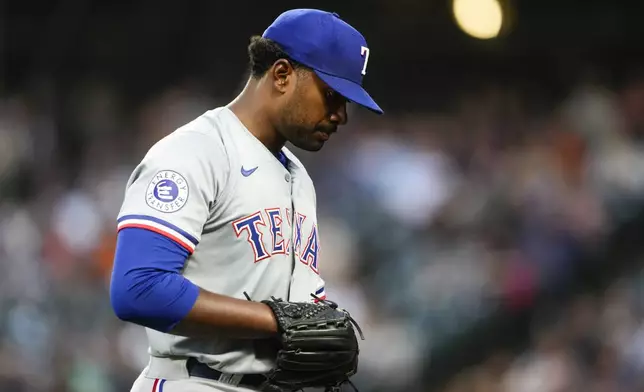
{"left": 278, "top": 97, "right": 326, "bottom": 152}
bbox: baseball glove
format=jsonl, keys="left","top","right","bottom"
{"left": 259, "top": 294, "right": 364, "bottom": 392}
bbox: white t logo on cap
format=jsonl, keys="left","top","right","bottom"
{"left": 361, "top": 46, "right": 370, "bottom": 76}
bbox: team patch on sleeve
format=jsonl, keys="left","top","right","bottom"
{"left": 145, "top": 170, "right": 189, "bottom": 213}
{"left": 117, "top": 215, "right": 199, "bottom": 253}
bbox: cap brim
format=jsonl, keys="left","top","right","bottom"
{"left": 314, "top": 70, "right": 383, "bottom": 115}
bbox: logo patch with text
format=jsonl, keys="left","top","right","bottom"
{"left": 145, "top": 170, "right": 189, "bottom": 213}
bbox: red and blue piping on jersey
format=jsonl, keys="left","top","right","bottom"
{"left": 314, "top": 286, "right": 327, "bottom": 302}
{"left": 152, "top": 378, "right": 166, "bottom": 392}
{"left": 117, "top": 214, "right": 199, "bottom": 253}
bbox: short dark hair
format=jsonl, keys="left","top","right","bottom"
{"left": 246, "top": 36, "right": 306, "bottom": 78}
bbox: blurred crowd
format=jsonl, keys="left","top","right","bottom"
{"left": 1, "top": 68, "right": 644, "bottom": 391}
{"left": 442, "top": 267, "right": 644, "bottom": 392}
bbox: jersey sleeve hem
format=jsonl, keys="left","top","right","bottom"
{"left": 117, "top": 214, "right": 199, "bottom": 253}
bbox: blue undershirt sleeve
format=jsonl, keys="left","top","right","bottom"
{"left": 109, "top": 227, "right": 200, "bottom": 332}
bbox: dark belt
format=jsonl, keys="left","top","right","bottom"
{"left": 185, "top": 357, "right": 267, "bottom": 389}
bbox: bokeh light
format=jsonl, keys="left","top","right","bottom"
{"left": 453, "top": 0, "right": 504, "bottom": 39}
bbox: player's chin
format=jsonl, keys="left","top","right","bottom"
{"left": 292, "top": 138, "right": 326, "bottom": 152}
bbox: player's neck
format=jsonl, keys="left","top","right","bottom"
{"left": 227, "top": 82, "right": 286, "bottom": 154}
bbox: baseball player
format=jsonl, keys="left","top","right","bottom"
{"left": 109, "top": 8, "right": 382, "bottom": 392}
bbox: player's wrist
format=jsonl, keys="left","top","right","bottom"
{"left": 260, "top": 302, "right": 279, "bottom": 334}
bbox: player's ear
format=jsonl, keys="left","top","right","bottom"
{"left": 271, "top": 59, "right": 294, "bottom": 93}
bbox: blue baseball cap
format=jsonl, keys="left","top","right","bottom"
{"left": 262, "top": 9, "right": 383, "bottom": 115}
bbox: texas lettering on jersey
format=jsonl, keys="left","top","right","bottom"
{"left": 232, "top": 207, "right": 319, "bottom": 273}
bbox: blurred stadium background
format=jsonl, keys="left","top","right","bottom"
{"left": 3, "top": 0, "right": 644, "bottom": 391}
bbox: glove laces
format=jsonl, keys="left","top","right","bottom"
{"left": 310, "top": 293, "right": 365, "bottom": 341}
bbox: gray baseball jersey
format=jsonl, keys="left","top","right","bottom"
{"left": 117, "top": 107, "right": 326, "bottom": 374}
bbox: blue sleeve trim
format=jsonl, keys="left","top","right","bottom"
{"left": 117, "top": 214, "right": 199, "bottom": 245}
{"left": 110, "top": 227, "right": 200, "bottom": 332}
